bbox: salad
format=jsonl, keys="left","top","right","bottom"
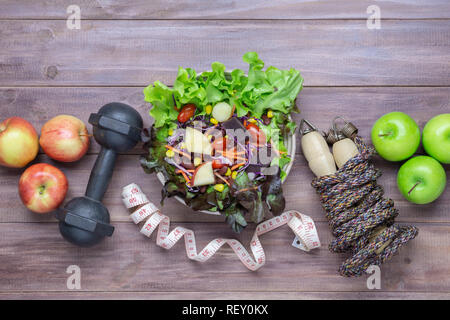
{"left": 140, "top": 52, "right": 303, "bottom": 233}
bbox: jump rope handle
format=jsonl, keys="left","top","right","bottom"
{"left": 327, "top": 117, "right": 360, "bottom": 168}
{"left": 299, "top": 117, "right": 360, "bottom": 178}
{"left": 299, "top": 119, "right": 336, "bottom": 177}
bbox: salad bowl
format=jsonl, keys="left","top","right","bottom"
{"left": 156, "top": 120, "right": 296, "bottom": 216}
{"left": 141, "top": 52, "right": 303, "bottom": 232}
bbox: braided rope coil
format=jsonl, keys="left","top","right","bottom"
{"left": 311, "top": 136, "right": 419, "bottom": 277}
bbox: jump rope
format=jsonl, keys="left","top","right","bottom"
{"left": 300, "top": 117, "right": 419, "bottom": 277}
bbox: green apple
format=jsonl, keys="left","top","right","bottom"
{"left": 397, "top": 156, "right": 446, "bottom": 204}
{"left": 422, "top": 113, "right": 450, "bottom": 164}
{"left": 371, "top": 112, "right": 420, "bottom": 162}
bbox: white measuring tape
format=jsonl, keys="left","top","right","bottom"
{"left": 121, "top": 183, "right": 320, "bottom": 271}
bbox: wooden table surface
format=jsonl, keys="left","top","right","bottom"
{"left": 0, "top": 1, "right": 449, "bottom": 300}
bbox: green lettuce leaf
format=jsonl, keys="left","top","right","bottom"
{"left": 173, "top": 67, "right": 207, "bottom": 108}
{"left": 240, "top": 52, "right": 303, "bottom": 118}
{"left": 144, "top": 52, "right": 303, "bottom": 131}
{"left": 253, "top": 67, "right": 303, "bottom": 117}
{"left": 143, "top": 81, "right": 178, "bottom": 128}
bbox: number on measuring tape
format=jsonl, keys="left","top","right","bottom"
{"left": 121, "top": 183, "right": 321, "bottom": 271}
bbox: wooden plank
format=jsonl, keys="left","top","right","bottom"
{"left": 0, "top": 222, "right": 447, "bottom": 292}
{"left": 1, "top": 87, "right": 449, "bottom": 223}
{"left": 1, "top": 86, "right": 449, "bottom": 154}
{"left": 56, "top": 157, "right": 450, "bottom": 224}
{"left": 1, "top": 1, "right": 450, "bottom": 20}
{"left": 0, "top": 154, "right": 224, "bottom": 224}
{"left": 1, "top": 153, "right": 449, "bottom": 224}
{"left": 1, "top": 20, "right": 449, "bottom": 86}
{"left": 0, "top": 87, "right": 153, "bottom": 155}
{"left": 0, "top": 291, "right": 448, "bottom": 300}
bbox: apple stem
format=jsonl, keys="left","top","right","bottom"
{"left": 378, "top": 132, "right": 392, "bottom": 137}
{"left": 408, "top": 181, "right": 421, "bottom": 196}
{"left": 39, "top": 185, "right": 46, "bottom": 195}
{"left": 79, "top": 134, "right": 93, "bottom": 138}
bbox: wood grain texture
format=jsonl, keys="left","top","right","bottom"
{"left": 0, "top": 222, "right": 448, "bottom": 292}
{"left": 1, "top": 1, "right": 449, "bottom": 299}
{"left": 1, "top": 291, "right": 449, "bottom": 300}
{"left": 0, "top": 154, "right": 449, "bottom": 224}
{"left": 1, "top": 1, "right": 450, "bottom": 19}
{"left": 1, "top": 20, "right": 449, "bottom": 86}
{"left": 1, "top": 87, "right": 449, "bottom": 224}
{"left": 1, "top": 86, "right": 449, "bottom": 154}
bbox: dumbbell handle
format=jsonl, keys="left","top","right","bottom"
{"left": 85, "top": 147, "right": 118, "bottom": 201}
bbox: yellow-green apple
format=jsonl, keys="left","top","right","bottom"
{"left": 40, "top": 115, "right": 90, "bottom": 162}
{"left": 0, "top": 117, "right": 39, "bottom": 168}
{"left": 191, "top": 161, "right": 215, "bottom": 187}
{"left": 212, "top": 102, "right": 234, "bottom": 122}
{"left": 422, "top": 113, "right": 450, "bottom": 164}
{"left": 371, "top": 112, "right": 420, "bottom": 162}
{"left": 19, "top": 163, "right": 68, "bottom": 214}
{"left": 397, "top": 156, "right": 446, "bottom": 204}
{"left": 184, "top": 126, "right": 212, "bottom": 155}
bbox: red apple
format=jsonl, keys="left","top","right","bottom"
{"left": 0, "top": 117, "right": 39, "bottom": 168}
{"left": 40, "top": 115, "right": 90, "bottom": 162}
{"left": 19, "top": 163, "right": 68, "bottom": 214}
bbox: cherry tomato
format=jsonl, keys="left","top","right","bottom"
{"left": 212, "top": 159, "right": 227, "bottom": 169}
{"left": 212, "top": 137, "right": 228, "bottom": 153}
{"left": 177, "top": 104, "right": 196, "bottom": 123}
{"left": 245, "top": 123, "right": 266, "bottom": 147}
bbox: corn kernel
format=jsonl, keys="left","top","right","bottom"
{"left": 231, "top": 171, "right": 238, "bottom": 179}
{"left": 205, "top": 105, "right": 212, "bottom": 115}
{"left": 214, "top": 184, "right": 225, "bottom": 192}
{"left": 166, "top": 149, "right": 175, "bottom": 158}
{"left": 194, "top": 157, "right": 202, "bottom": 166}
{"left": 210, "top": 117, "right": 219, "bottom": 125}
{"left": 225, "top": 168, "right": 232, "bottom": 176}
{"left": 248, "top": 118, "right": 257, "bottom": 124}
{"left": 267, "top": 110, "right": 274, "bottom": 118}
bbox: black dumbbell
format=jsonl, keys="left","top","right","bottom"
{"left": 55, "top": 102, "right": 143, "bottom": 247}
